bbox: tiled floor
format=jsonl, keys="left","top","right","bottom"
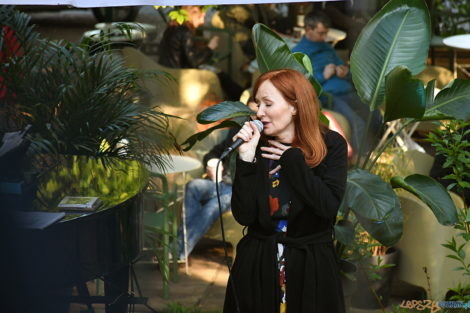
{"left": 68, "top": 239, "right": 415, "bottom": 313}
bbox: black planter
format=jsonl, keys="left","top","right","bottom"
{"left": 351, "top": 247, "right": 400, "bottom": 309}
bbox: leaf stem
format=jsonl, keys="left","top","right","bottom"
{"left": 366, "top": 119, "right": 414, "bottom": 171}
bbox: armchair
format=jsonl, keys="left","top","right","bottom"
{"left": 394, "top": 150, "right": 468, "bottom": 300}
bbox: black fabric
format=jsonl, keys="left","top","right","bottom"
{"left": 159, "top": 24, "right": 213, "bottom": 69}
{"left": 224, "top": 129, "right": 348, "bottom": 313}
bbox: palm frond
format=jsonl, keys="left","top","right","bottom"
{"left": 1, "top": 6, "right": 178, "bottom": 170}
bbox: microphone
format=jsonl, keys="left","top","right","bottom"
{"left": 220, "top": 120, "right": 263, "bottom": 160}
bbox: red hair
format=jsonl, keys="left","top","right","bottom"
{"left": 253, "top": 69, "right": 327, "bottom": 167}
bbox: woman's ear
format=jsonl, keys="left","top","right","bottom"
{"left": 290, "top": 105, "right": 297, "bottom": 116}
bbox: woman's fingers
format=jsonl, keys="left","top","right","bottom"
{"left": 260, "top": 146, "right": 284, "bottom": 155}
{"left": 269, "top": 165, "right": 282, "bottom": 175}
{"left": 261, "top": 140, "right": 291, "bottom": 161}
{"left": 233, "top": 122, "right": 256, "bottom": 142}
{"left": 261, "top": 153, "right": 281, "bottom": 160}
{"left": 267, "top": 140, "right": 288, "bottom": 150}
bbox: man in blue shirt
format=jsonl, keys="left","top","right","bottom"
{"left": 293, "top": 10, "right": 381, "bottom": 154}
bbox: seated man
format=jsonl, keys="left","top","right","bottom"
{"left": 159, "top": 5, "right": 244, "bottom": 101}
{"left": 177, "top": 127, "right": 238, "bottom": 260}
{"left": 292, "top": 10, "right": 381, "bottom": 153}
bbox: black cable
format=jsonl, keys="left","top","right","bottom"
{"left": 215, "top": 158, "right": 241, "bottom": 313}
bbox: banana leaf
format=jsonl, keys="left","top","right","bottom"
{"left": 334, "top": 219, "right": 355, "bottom": 246}
{"left": 355, "top": 196, "right": 403, "bottom": 247}
{"left": 181, "top": 119, "right": 243, "bottom": 151}
{"left": 343, "top": 169, "right": 403, "bottom": 245}
{"left": 196, "top": 101, "right": 254, "bottom": 124}
{"left": 350, "top": 0, "right": 431, "bottom": 110}
{"left": 422, "top": 79, "right": 470, "bottom": 121}
{"left": 384, "top": 66, "right": 426, "bottom": 122}
{"left": 391, "top": 174, "right": 458, "bottom": 225}
{"left": 252, "top": 23, "right": 322, "bottom": 96}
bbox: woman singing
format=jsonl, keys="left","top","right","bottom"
{"left": 223, "top": 69, "right": 348, "bottom": 313}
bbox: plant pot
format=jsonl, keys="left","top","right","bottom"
{"left": 339, "top": 259, "right": 358, "bottom": 313}
{"left": 351, "top": 247, "right": 400, "bottom": 309}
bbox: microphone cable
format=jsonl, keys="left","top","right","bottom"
{"left": 215, "top": 157, "right": 241, "bottom": 313}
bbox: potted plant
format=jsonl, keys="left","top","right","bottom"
{"left": 427, "top": 119, "right": 470, "bottom": 302}
{"left": 0, "top": 6, "right": 177, "bottom": 208}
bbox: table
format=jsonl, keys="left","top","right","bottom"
{"left": 146, "top": 155, "right": 202, "bottom": 274}
{"left": 443, "top": 34, "right": 470, "bottom": 78}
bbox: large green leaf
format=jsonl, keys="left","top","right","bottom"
{"left": 384, "top": 66, "right": 426, "bottom": 122}
{"left": 252, "top": 23, "right": 322, "bottom": 95}
{"left": 344, "top": 169, "right": 398, "bottom": 220}
{"left": 181, "top": 120, "right": 241, "bottom": 151}
{"left": 350, "top": 0, "right": 431, "bottom": 110}
{"left": 423, "top": 79, "right": 470, "bottom": 121}
{"left": 343, "top": 169, "right": 403, "bottom": 245}
{"left": 334, "top": 219, "right": 355, "bottom": 246}
{"left": 355, "top": 196, "right": 403, "bottom": 246}
{"left": 391, "top": 174, "right": 458, "bottom": 225}
{"left": 196, "top": 101, "right": 254, "bottom": 124}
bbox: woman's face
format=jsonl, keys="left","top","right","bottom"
{"left": 255, "top": 80, "right": 296, "bottom": 142}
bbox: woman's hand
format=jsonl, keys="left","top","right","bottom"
{"left": 260, "top": 140, "right": 290, "bottom": 174}
{"left": 234, "top": 121, "right": 261, "bottom": 162}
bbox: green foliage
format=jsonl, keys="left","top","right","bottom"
{"left": 155, "top": 6, "right": 217, "bottom": 24}
{"left": 169, "top": 9, "right": 189, "bottom": 25}
{"left": 426, "top": 120, "right": 470, "bottom": 199}
{"left": 427, "top": 120, "right": 470, "bottom": 297}
{"left": 162, "top": 302, "right": 202, "bottom": 313}
{"left": 390, "top": 174, "right": 458, "bottom": 225}
{"left": 447, "top": 284, "right": 470, "bottom": 303}
{"left": 350, "top": 0, "right": 431, "bottom": 111}
{"left": 252, "top": 23, "right": 322, "bottom": 95}
{"left": 335, "top": 0, "right": 462, "bottom": 265}
{"left": 441, "top": 236, "right": 470, "bottom": 277}
{"left": 433, "top": 0, "right": 470, "bottom": 36}
{"left": 0, "top": 6, "right": 176, "bottom": 173}
{"left": 384, "top": 66, "right": 426, "bottom": 122}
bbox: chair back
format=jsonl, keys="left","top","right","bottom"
{"left": 121, "top": 47, "right": 223, "bottom": 114}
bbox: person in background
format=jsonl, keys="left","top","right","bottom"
{"left": 224, "top": 69, "right": 347, "bottom": 313}
{"left": 292, "top": 10, "right": 382, "bottom": 154}
{"left": 177, "top": 99, "right": 258, "bottom": 260}
{"left": 159, "top": 5, "right": 244, "bottom": 101}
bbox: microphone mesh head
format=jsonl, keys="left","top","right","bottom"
{"left": 253, "top": 119, "right": 264, "bottom": 132}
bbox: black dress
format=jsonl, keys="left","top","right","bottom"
{"left": 223, "top": 129, "right": 348, "bottom": 313}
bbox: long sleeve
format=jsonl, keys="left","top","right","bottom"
{"left": 279, "top": 131, "right": 347, "bottom": 219}
{"left": 230, "top": 157, "right": 259, "bottom": 226}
